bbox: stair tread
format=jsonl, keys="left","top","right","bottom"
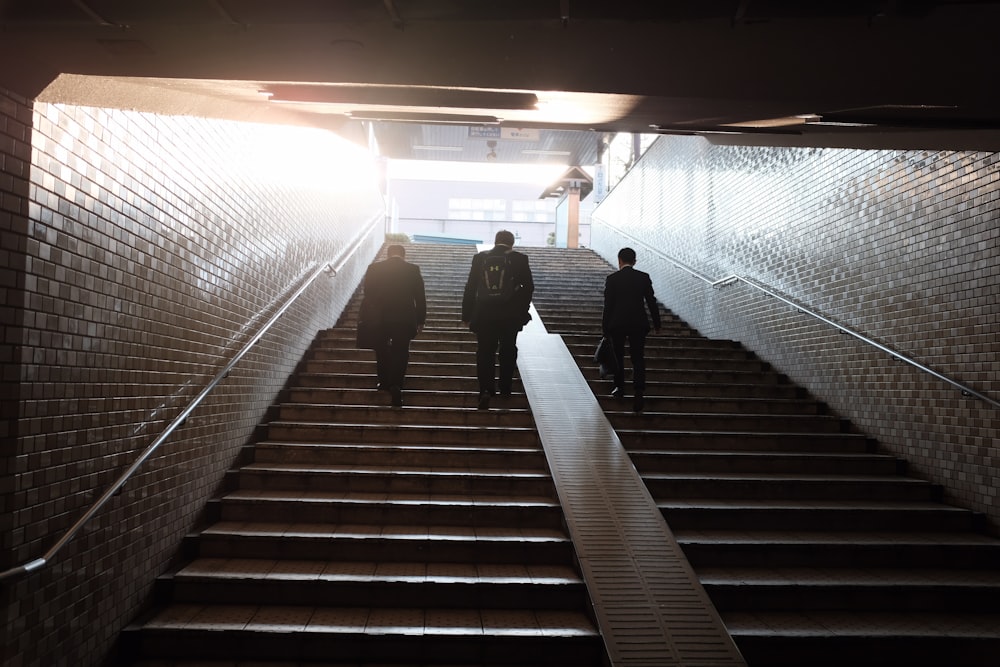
{"left": 608, "top": 410, "right": 839, "bottom": 418}
{"left": 202, "top": 521, "right": 568, "bottom": 541}
{"left": 659, "top": 499, "right": 963, "bottom": 510}
{"left": 141, "top": 604, "right": 599, "bottom": 635}
{"left": 675, "top": 529, "right": 1000, "bottom": 544}
{"left": 634, "top": 450, "right": 891, "bottom": 459}
{"left": 616, "top": 427, "right": 855, "bottom": 436}
{"left": 282, "top": 402, "right": 532, "bottom": 414}
{"left": 254, "top": 442, "right": 544, "bottom": 454}
{"left": 270, "top": 421, "right": 536, "bottom": 432}
{"left": 644, "top": 472, "right": 924, "bottom": 482}
{"left": 223, "top": 489, "right": 559, "bottom": 506}
{"left": 721, "top": 610, "right": 1000, "bottom": 636}
{"left": 254, "top": 438, "right": 543, "bottom": 454}
{"left": 601, "top": 396, "right": 816, "bottom": 405}
{"left": 240, "top": 463, "right": 549, "bottom": 477}
{"left": 698, "top": 567, "right": 1000, "bottom": 586}
{"left": 176, "top": 558, "right": 582, "bottom": 583}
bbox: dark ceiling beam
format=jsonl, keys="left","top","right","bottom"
{"left": 264, "top": 84, "right": 539, "bottom": 111}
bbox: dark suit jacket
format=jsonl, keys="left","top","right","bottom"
{"left": 360, "top": 255, "right": 426, "bottom": 340}
{"left": 461, "top": 245, "right": 534, "bottom": 330}
{"left": 602, "top": 265, "right": 661, "bottom": 333}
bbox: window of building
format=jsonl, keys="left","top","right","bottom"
{"left": 448, "top": 198, "right": 507, "bottom": 220}
{"left": 512, "top": 199, "right": 556, "bottom": 223}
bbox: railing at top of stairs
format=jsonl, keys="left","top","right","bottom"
{"left": 603, "top": 226, "right": 999, "bottom": 410}
{"left": 0, "top": 216, "right": 383, "bottom": 583}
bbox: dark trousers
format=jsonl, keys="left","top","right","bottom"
{"left": 610, "top": 329, "right": 647, "bottom": 393}
{"left": 475, "top": 324, "right": 519, "bottom": 394}
{"left": 373, "top": 322, "right": 413, "bottom": 389}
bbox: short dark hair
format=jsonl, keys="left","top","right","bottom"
{"left": 495, "top": 230, "right": 515, "bottom": 247}
{"left": 618, "top": 247, "right": 636, "bottom": 264}
{"left": 387, "top": 244, "right": 406, "bottom": 258}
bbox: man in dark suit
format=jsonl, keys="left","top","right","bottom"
{"left": 462, "top": 230, "right": 534, "bottom": 410}
{"left": 602, "top": 247, "right": 661, "bottom": 413}
{"left": 359, "top": 244, "right": 426, "bottom": 407}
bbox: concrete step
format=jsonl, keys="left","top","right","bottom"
{"left": 213, "top": 491, "right": 563, "bottom": 527}
{"left": 318, "top": 328, "right": 477, "bottom": 344}
{"left": 251, "top": 442, "right": 546, "bottom": 468}
{"left": 607, "top": 411, "right": 847, "bottom": 433}
{"left": 723, "top": 611, "right": 1000, "bottom": 666}
{"left": 566, "top": 340, "right": 753, "bottom": 359}
{"left": 562, "top": 334, "right": 733, "bottom": 351}
{"left": 617, "top": 429, "right": 873, "bottom": 452}
{"left": 162, "top": 558, "right": 589, "bottom": 609}
{"left": 630, "top": 450, "right": 899, "bottom": 475}
{"left": 287, "top": 387, "right": 531, "bottom": 409}
{"left": 701, "top": 567, "right": 1000, "bottom": 612}
{"left": 195, "top": 522, "right": 576, "bottom": 564}
{"left": 599, "top": 380, "right": 805, "bottom": 399}
{"left": 677, "top": 530, "right": 1000, "bottom": 568}
{"left": 265, "top": 422, "right": 540, "bottom": 447}
{"left": 126, "top": 609, "right": 604, "bottom": 665}
{"left": 659, "top": 499, "right": 977, "bottom": 531}
{"left": 233, "top": 462, "right": 556, "bottom": 497}
{"left": 276, "top": 403, "right": 536, "bottom": 429}
{"left": 303, "top": 359, "right": 479, "bottom": 376}
{"left": 310, "top": 347, "right": 477, "bottom": 361}
{"left": 583, "top": 366, "right": 786, "bottom": 385}
{"left": 294, "top": 373, "right": 489, "bottom": 392}
{"left": 644, "top": 473, "right": 936, "bottom": 501}
{"left": 598, "top": 394, "right": 825, "bottom": 415}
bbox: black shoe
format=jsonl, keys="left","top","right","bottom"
{"left": 611, "top": 386, "right": 625, "bottom": 400}
{"left": 632, "top": 394, "right": 645, "bottom": 413}
{"left": 477, "top": 392, "right": 491, "bottom": 410}
{"left": 389, "top": 386, "right": 403, "bottom": 408}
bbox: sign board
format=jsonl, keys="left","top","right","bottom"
{"left": 468, "top": 126, "right": 540, "bottom": 141}
{"left": 468, "top": 126, "right": 501, "bottom": 139}
{"left": 501, "top": 127, "right": 540, "bottom": 141}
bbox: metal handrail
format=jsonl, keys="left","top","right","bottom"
{"left": 604, "top": 226, "right": 999, "bottom": 409}
{"left": 0, "top": 217, "right": 381, "bottom": 582}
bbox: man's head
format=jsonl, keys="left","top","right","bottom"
{"left": 495, "top": 230, "right": 516, "bottom": 248}
{"left": 387, "top": 244, "right": 406, "bottom": 259}
{"left": 618, "top": 247, "right": 637, "bottom": 266}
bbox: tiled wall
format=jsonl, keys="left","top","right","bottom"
{"left": 1, "top": 91, "right": 385, "bottom": 666}
{"left": 1, "top": 86, "right": 34, "bottom": 665}
{"left": 592, "top": 135, "right": 1000, "bottom": 528}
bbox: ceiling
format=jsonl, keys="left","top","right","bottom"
{"left": 3, "top": 0, "right": 1000, "bottom": 165}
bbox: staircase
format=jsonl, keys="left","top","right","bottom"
{"left": 121, "top": 244, "right": 608, "bottom": 666}
{"left": 523, "top": 246, "right": 1000, "bottom": 667}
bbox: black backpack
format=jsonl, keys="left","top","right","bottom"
{"left": 476, "top": 252, "right": 516, "bottom": 305}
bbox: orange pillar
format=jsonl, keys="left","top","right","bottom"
{"left": 566, "top": 186, "right": 580, "bottom": 249}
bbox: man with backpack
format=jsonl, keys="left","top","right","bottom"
{"left": 461, "top": 230, "right": 534, "bottom": 410}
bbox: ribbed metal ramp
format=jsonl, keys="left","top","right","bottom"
{"left": 518, "top": 310, "right": 746, "bottom": 667}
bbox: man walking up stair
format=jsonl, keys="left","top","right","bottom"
{"left": 602, "top": 246, "right": 661, "bottom": 413}
{"left": 462, "top": 230, "right": 534, "bottom": 410}
{"left": 359, "top": 244, "right": 426, "bottom": 407}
